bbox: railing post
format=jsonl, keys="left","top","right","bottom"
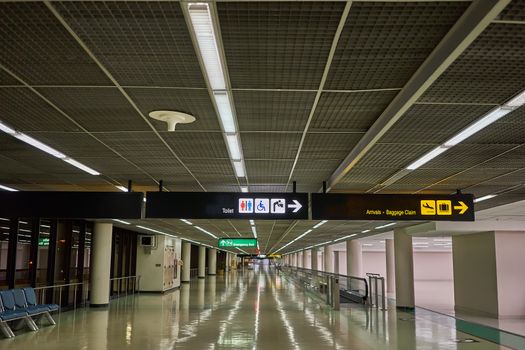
{"left": 374, "top": 277, "right": 379, "bottom": 308}
{"left": 332, "top": 276, "right": 340, "bottom": 311}
{"left": 381, "top": 277, "right": 387, "bottom": 311}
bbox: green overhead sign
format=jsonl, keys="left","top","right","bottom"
{"left": 38, "top": 238, "right": 50, "bottom": 246}
{"left": 218, "top": 238, "right": 257, "bottom": 248}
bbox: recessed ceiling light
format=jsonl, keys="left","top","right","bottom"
{"left": 474, "top": 194, "right": 497, "bottom": 203}
{"left": 0, "top": 184, "right": 18, "bottom": 192}
{"left": 115, "top": 185, "right": 128, "bottom": 192}
{"left": 149, "top": 110, "right": 196, "bottom": 131}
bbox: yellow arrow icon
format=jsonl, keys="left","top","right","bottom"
{"left": 454, "top": 201, "right": 468, "bottom": 215}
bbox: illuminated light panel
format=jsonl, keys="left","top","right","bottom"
{"left": 0, "top": 185, "right": 18, "bottom": 192}
{"left": 474, "top": 194, "right": 497, "bottom": 203}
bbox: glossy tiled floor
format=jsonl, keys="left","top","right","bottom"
{"left": 0, "top": 266, "right": 513, "bottom": 349}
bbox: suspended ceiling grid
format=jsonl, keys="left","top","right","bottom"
{"left": 0, "top": 1, "right": 524, "bottom": 253}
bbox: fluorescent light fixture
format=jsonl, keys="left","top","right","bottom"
{"left": 241, "top": 186, "right": 248, "bottom": 193}
{"left": 313, "top": 220, "right": 328, "bottom": 229}
{"left": 474, "top": 194, "right": 497, "bottom": 203}
{"left": 14, "top": 133, "right": 66, "bottom": 159}
{"left": 334, "top": 233, "right": 357, "bottom": 242}
{"left": 143, "top": 197, "right": 147, "bottom": 203}
{"left": 116, "top": 185, "right": 128, "bottom": 192}
{"left": 195, "top": 225, "right": 218, "bottom": 239}
{"left": 188, "top": 3, "right": 226, "bottom": 91}
{"left": 406, "top": 146, "right": 448, "bottom": 170}
{"left": 375, "top": 223, "right": 396, "bottom": 230}
{"left": 0, "top": 184, "right": 18, "bottom": 192}
{"left": 136, "top": 225, "right": 176, "bottom": 237}
{"left": 443, "top": 108, "right": 510, "bottom": 147}
{"left": 0, "top": 121, "right": 100, "bottom": 176}
{"left": 112, "top": 219, "right": 130, "bottom": 225}
{"left": 181, "top": 219, "right": 193, "bottom": 225}
{"left": 504, "top": 90, "right": 525, "bottom": 108}
{"left": 251, "top": 225, "right": 257, "bottom": 238}
{"left": 361, "top": 229, "right": 371, "bottom": 233}
{"left": 233, "top": 160, "right": 245, "bottom": 177}
{"left": 63, "top": 158, "right": 100, "bottom": 176}
{"left": 214, "top": 93, "right": 236, "bottom": 133}
{"left": 249, "top": 220, "right": 255, "bottom": 226}
{"left": 226, "top": 134, "right": 241, "bottom": 160}
{"left": 0, "top": 122, "right": 16, "bottom": 134}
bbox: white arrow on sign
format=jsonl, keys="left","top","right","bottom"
{"left": 287, "top": 200, "right": 302, "bottom": 213}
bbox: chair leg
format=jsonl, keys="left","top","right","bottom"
{"left": 0, "top": 322, "right": 14, "bottom": 338}
{"left": 44, "top": 312, "right": 56, "bottom": 325}
{"left": 25, "top": 317, "right": 39, "bottom": 331}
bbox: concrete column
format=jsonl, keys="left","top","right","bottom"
{"left": 297, "top": 252, "right": 302, "bottom": 268}
{"left": 385, "top": 239, "right": 395, "bottom": 293}
{"left": 302, "top": 250, "right": 308, "bottom": 269}
{"left": 346, "top": 240, "right": 362, "bottom": 277}
{"left": 324, "top": 245, "right": 333, "bottom": 273}
{"left": 334, "top": 251, "right": 339, "bottom": 274}
{"left": 90, "top": 222, "right": 113, "bottom": 307}
{"left": 394, "top": 228, "right": 415, "bottom": 309}
{"left": 225, "top": 253, "right": 230, "bottom": 272}
{"left": 198, "top": 246, "right": 206, "bottom": 278}
{"left": 311, "top": 248, "right": 318, "bottom": 271}
{"left": 208, "top": 248, "right": 217, "bottom": 275}
{"left": 181, "top": 242, "right": 191, "bottom": 283}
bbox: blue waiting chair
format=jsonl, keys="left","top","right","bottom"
{"left": 0, "top": 290, "right": 38, "bottom": 337}
{"left": 13, "top": 289, "right": 56, "bottom": 326}
{"left": 22, "top": 288, "right": 59, "bottom": 313}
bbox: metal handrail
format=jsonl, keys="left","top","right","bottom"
{"left": 110, "top": 275, "right": 141, "bottom": 298}
{"left": 285, "top": 265, "right": 368, "bottom": 300}
{"left": 34, "top": 281, "right": 88, "bottom": 311}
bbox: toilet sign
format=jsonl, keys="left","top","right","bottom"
{"left": 146, "top": 192, "right": 308, "bottom": 220}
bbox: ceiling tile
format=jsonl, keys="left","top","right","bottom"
{"left": 234, "top": 90, "right": 316, "bottom": 132}
{"left": 55, "top": 1, "right": 205, "bottom": 87}
{"left": 0, "top": 2, "right": 110, "bottom": 85}
{"left": 218, "top": 1, "right": 345, "bottom": 89}
{"left": 326, "top": 1, "right": 469, "bottom": 90}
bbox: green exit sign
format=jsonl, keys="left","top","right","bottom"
{"left": 218, "top": 238, "right": 257, "bottom": 248}
{"left": 38, "top": 238, "right": 50, "bottom": 246}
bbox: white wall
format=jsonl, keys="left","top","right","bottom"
{"left": 495, "top": 231, "right": 525, "bottom": 318}
{"left": 361, "top": 250, "right": 453, "bottom": 281}
{"left": 453, "top": 232, "right": 499, "bottom": 317}
{"left": 136, "top": 235, "right": 182, "bottom": 292}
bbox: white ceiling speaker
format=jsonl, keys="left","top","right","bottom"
{"left": 149, "top": 110, "right": 196, "bottom": 131}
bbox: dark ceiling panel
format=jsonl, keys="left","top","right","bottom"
{"left": 162, "top": 132, "right": 229, "bottom": 159}
{"left": 497, "top": 0, "right": 525, "bottom": 22}
{"left": 245, "top": 160, "right": 293, "bottom": 178}
{"left": 0, "top": 2, "right": 110, "bottom": 85}
{"left": 125, "top": 88, "right": 221, "bottom": 131}
{"left": 326, "top": 1, "right": 469, "bottom": 90}
{"left": 357, "top": 143, "right": 435, "bottom": 168}
{"left": 380, "top": 103, "right": 496, "bottom": 144}
{"left": 300, "top": 133, "right": 363, "bottom": 160}
{"left": 218, "top": 1, "right": 345, "bottom": 89}
{"left": 292, "top": 158, "right": 342, "bottom": 188}
{"left": 241, "top": 132, "right": 301, "bottom": 160}
{"left": 95, "top": 132, "right": 170, "bottom": 159}
{"left": 0, "top": 88, "right": 79, "bottom": 132}
{"left": 0, "top": 70, "right": 20, "bottom": 86}
{"left": 36, "top": 87, "right": 150, "bottom": 132}
{"left": 55, "top": 1, "right": 205, "bottom": 87}
{"left": 420, "top": 23, "right": 525, "bottom": 104}
{"left": 233, "top": 90, "right": 316, "bottom": 132}
{"left": 311, "top": 90, "right": 399, "bottom": 132}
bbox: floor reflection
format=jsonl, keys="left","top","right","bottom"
{"left": 0, "top": 266, "right": 513, "bottom": 349}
